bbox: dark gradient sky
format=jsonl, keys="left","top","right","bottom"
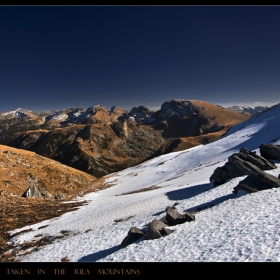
{"left": 1, "top": 5, "right": 280, "bottom": 112}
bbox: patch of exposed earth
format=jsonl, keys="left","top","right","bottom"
{"left": 0, "top": 177, "right": 110, "bottom": 262}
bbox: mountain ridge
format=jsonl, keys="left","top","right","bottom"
{"left": 0, "top": 99, "right": 249, "bottom": 178}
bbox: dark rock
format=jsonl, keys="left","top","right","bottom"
{"left": 119, "top": 227, "right": 144, "bottom": 249}
{"left": 165, "top": 206, "right": 195, "bottom": 226}
{"left": 238, "top": 148, "right": 276, "bottom": 170}
{"left": 259, "top": 143, "right": 280, "bottom": 161}
{"left": 184, "top": 212, "right": 196, "bottom": 222}
{"left": 210, "top": 147, "right": 276, "bottom": 187}
{"left": 233, "top": 169, "right": 280, "bottom": 194}
{"left": 159, "top": 215, "right": 167, "bottom": 224}
{"left": 144, "top": 219, "right": 168, "bottom": 240}
{"left": 161, "top": 227, "right": 175, "bottom": 236}
{"left": 172, "top": 202, "right": 180, "bottom": 208}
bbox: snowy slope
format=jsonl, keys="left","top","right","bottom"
{"left": 7, "top": 103, "right": 280, "bottom": 262}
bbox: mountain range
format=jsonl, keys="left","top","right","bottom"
{"left": 0, "top": 100, "right": 248, "bottom": 178}
{"left": 0, "top": 99, "right": 278, "bottom": 265}
{"left": 225, "top": 105, "right": 268, "bottom": 116}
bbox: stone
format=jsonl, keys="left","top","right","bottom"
{"left": 21, "top": 185, "right": 43, "bottom": 198}
{"left": 144, "top": 219, "right": 168, "bottom": 240}
{"left": 210, "top": 147, "right": 276, "bottom": 187}
{"left": 238, "top": 148, "right": 276, "bottom": 170}
{"left": 161, "top": 227, "right": 175, "bottom": 236}
{"left": 119, "top": 227, "right": 144, "bottom": 249}
{"left": 165, "top": 206, "right": 195, "bottom": 226}
{"left": 259, "top": 143, "right": 280, "bottom": 161}
{"left": 184, "top": 212, "right": 195, "bottom": 222}
{"left": 233, "top": 169, "right": 280, "bottom": 194}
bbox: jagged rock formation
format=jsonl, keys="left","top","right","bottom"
{"left": 0, "top": 100, "right": 248, "bottom": 177}
{"left": 231, "top": 143, "right": 280, "bottom": 194}
{"left": 209, "top": 143, "right": 280, "bottom": 193}
{"left": 119, "top": 227, "right": 145, "bottom": 249}
{"left": 233, "top": 169, "right": 280, "bottom": 194}
{"left": 210, "top": 147, "right": 276, "bottom": 187}
{"left": 21, "top": 185, "right": 44, "bottom": 198}
{"left": 144, "top": 219, "right": 171, "bottom": 240}
{"left": 164, "top": 206, "right": 195, "bottom": 226}
{"left": 259, "top": 143, "right": 280, "bottom": 161}
{"left": 119, "top": 204, "right": 195, "bottom": 249}
{"left": 21, "top": 185, "right": 65, "bottom": 200}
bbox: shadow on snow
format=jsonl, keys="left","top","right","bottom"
{"left": 78, "top": 245, "right": 119, "bottom": 262}
{"left": 165, "top": 183, "right": 211, "bottom": 201}
{"left": 164, "top": 182, "right": 247, "bottom": 213}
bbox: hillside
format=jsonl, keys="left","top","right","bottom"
{"left": 0, "top": 145, "right": 97, "bottom": 198}
{"left": 2, "top": 102, "right": 280, "bottom": 263}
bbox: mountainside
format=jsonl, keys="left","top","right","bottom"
{"left": 0, "top": 100, "right": 249, "bottom": 178}
{"left": 0, "top": 144, "right": 96, "bottom": 198}
{"left": 3, "top": 102, "right": 280, "bottom": 263}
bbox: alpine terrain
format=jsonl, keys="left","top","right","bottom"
{"left": 0, "top": 101, "right": 280, "bottom": 262}
{"left": 0, "top": 100, "right": 248, "bottom": 178}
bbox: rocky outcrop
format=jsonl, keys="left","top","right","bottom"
{"left": 21, "top": 185, "right": 43, "bottom": 198}
{"left": 259, "top": 143, "right": 280, "bottom": 161}
{"left": 144, "top": 219, "right": 170, "bottom": 240}
{"left": 164, "top": 206, "right": 195, "bottom": 226}
{"left": 124, "top": 106, "right": 153, "bottom": 123}
{"left": 210, "top": 147, "right": 276, "bottom": 186}
{"left": 119, "top": 204, "right": 195, "bottom": 249}
{"left": 21, "top": 185, "right": 65, "bottom": 200}
{"left": 233, "top": 169, "right": 280, "bottom": 194}
{"left": 209, "top": 143, "right": 280, "bottom": 194}
{"left": 119, "top": 227, "right": 145, "bottom": 249}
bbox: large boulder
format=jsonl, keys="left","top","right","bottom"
{"left": 259, "top": 143, "right": 280, "bottom": 161}
{"left": 165, "top": 206, "right": 195, "bottom": 226}
{"left": 238, "top": 148, "right": 276, "bottom": 170}
{"left": 144, "top": 219, "right": 169, "bottom": 240}
{"left": 119, "top": 227, "right": 144, "bottom": 249}
{"left": 233, "top": 169, "right": 280, "bottom": 193}
{"left": 210, "top": 147, "right": 276, "bottom": 186}
{"left": 21, "top": 185, "right": 43, "bottom": 198}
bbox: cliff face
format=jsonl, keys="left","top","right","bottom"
{"left": 0, "top": 100, "right": 249, "bottom": 177}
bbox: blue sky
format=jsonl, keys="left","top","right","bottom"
{"left": 1, "top": 5, "right": 280, "bottom": 112}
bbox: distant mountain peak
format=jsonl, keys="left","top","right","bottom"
{"left": 226, "top": 105, "right": 268, "bottom": 116}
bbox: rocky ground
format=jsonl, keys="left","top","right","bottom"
{"left": 0, "top": 194, "right": 87, "bottom": 262}
{"left": 0, "top": 176, "right": 109, "bottom": 262}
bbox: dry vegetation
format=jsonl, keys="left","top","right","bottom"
{"left": 170, "top": 100, "right": 249, "bottom": 151}
{"left": 0, "top": 145, "right": 114, "bottom": 262}
{"left": 0, "top": 144, "right": 97, "bottom": 197}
